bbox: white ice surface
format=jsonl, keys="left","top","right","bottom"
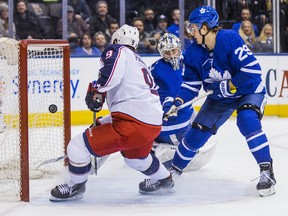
{"left": 0, "top": 116, "right": 287, "bottom": 216}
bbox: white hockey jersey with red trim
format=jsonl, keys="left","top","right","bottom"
{"left": 95, "top": 44, "right": 163, "bottom": 126}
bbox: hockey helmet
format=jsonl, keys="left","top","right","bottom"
{"left": 157, "top": 33, "right": 182, "bottom": 70}
{"left": 111, "top": 24, "right": 139, "bottom": 49}
{"left": 188, "top": 6, "right": 219, "bottom": 29}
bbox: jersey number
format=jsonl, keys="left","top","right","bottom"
{"left": 141, "top": 68, "right": 159, "bottom": 95}
{"left": 234, "top": 44, "right": 253, "bottom": 61}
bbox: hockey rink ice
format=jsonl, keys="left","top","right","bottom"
{"left": 0, "top": 116, "right": 287, "bottom": 216}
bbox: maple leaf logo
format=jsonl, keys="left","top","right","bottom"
{"left": 204, "top": 67, "right": 232, "bottom": 83}
{"left": 199, "top": 8, "right": 206, "bottom": 14}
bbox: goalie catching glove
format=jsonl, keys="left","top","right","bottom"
{"left": 85, "top": 81, "right": 106, "bottom": 112}
{"left": 162, "top": 96, "right": 183, "bottom": 122}
{"left": 206, "top": 80, "right": 237, "bottom": 99}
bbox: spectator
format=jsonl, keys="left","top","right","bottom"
{"left": 132, "top": 17, "right": 151, "bottom": 54}
{"left": 183, "top": 20, "right": 193, "bottom": 51}
{"left": 14, "top": 0, "right": 48, "bottom": 39}
{"left": 280, "top": 1, "right": 288, "bottom": 52}
{"left": 105, "top": 21, "right": 119, "bottom": 43}
{"left": 68, "top": 0, "right": 91, "bottom": 22}
{"left": 73, "top": 33, "right": 101, "bottom": 56}
{"left": 67, "top": 32, "right": 79, "bottom": 56}
{"left": 143, "top": 8, "right": 155, "bottom": 33}
{"left": 93, "top": 31, "right": 108, "bottom": 53}
{"left": 232, "top": 7, "right": 259, "bottom": 36}
{"left": 254, "top": 23, "right": 273, "bottom": 53}
{"left": 239, "top": 20, "right": 256, "bottom": 52}
{"left": 0, "top": 3, "right": 16, "bottom": 38}
{"left": 56, "top": 5, "right": 88, "bottom": 39}
{"left": 88, "top": 0, "right": 116, "bottom": 38}
{"left": 167, "top": 9, "right": 180, "bottom": 37}
{"left": 147, "top": 31, "right": 160, "bottom": 53}
{"left": 154, "top": 14, "right": 168, "bottom": 36}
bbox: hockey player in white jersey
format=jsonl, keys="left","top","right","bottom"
{"left": 164, "top": 6, "right": 276, "bottom": 197}
{"left": 50, "top": 24, "right": 174, "bottom": 201}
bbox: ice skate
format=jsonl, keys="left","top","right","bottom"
{"left": 139, "top": 174, "right": 174, "bottom": 194}
{"left": 49, "top": 181, "right": 87, "bottom": 202}
{"left": 257, "top": 161, "right": 276, "bottom": 197}
{"left": 169, "top": 164, "right": 183, "bottom": 180}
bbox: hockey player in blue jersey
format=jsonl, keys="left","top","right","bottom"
{"left": 164, "top": 6, "right": 276, "bottom": 197}
{"left": 150, "top": 33, "right": 216, "bottom": 171}
{"left": 150, "top": 33, "right": 195, "bottom": 147}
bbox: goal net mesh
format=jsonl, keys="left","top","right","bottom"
{"left": 0, "top": 38, "right": 70, "bottom": 201}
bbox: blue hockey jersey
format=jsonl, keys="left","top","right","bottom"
{"left": 150, "top": 58, "right": 193, "bottom": 136}
{"left": 178, "top": 29, "right": 265, "bottom": 103}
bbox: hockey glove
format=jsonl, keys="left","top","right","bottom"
{"left": 207, "top": 80, "right": 237, "bottom": 98}
{"left": 163, "top": 97, "right": 183, "bottom": 122}
{"left": 85, "top": 81, "right": 105, "bottom": 112}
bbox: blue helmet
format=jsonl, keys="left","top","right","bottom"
{"left": 188, "top": 6, "right": 219, "bottom": 29}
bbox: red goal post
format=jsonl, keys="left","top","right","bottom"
{"left": 0, "top": 39, "right": 71, "bottom": 202}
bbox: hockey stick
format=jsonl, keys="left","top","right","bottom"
{"left": 92, "top": 111, "right": 97, "bottom": 175}
{"left": 37, "top": 113, "right": 110, "bottom": 172}
{"left": 37, "top": 152, "right": 110, "bottom": 173}
{"left": 163, "top": 90, "right": 213, "bottom": 121}
{"left": 175, "top": 90, "right": 213, "bottom": 111}
{"left": 37, "top": 155, "right": 67, "bottom": 169}
{"left": 92, "top": 111, "right": 111, "bottom": 175}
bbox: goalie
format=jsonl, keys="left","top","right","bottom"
{"left": 150, "top": 33, "right": 216, "bottom": 171}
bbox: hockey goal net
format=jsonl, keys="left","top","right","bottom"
{"left": 0, "top": 38, "right": 71, "bottom": 202}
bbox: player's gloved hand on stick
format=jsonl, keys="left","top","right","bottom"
{"left": 85, "top": 81, "right": 105, "bottom": 112}
{"left": 162, "top": 96, "right": 183, "bottom": 122}
{"left": 89, "top": 117, "right": 103, "bottom": 128}
{"left": 206, "top": 80, "right": 237, "bottom": 98}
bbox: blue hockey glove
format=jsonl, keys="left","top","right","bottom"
{"left": 85, "top": 81, "right": 105, "bottom": 112}
{"left": 207, "top": 80, "right": 236, "bottom": 98}
{"left": 163, "top": 97, "right": 183, "bottom": 122}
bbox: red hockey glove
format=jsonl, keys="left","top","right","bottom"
{"left": 85, "top": 81, "right": 105, "bottom": 112}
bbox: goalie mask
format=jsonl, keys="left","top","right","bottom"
{"left": 157, "top": 33, "right": 182, "bottom": 70}
{"left": 111, "top": 24, "right": 139, "bottom": 50}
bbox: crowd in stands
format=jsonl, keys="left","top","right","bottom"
{"left": 0, "top": 0, "right": 287, "bottom": 56}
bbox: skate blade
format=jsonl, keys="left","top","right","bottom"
{"left": 258, "top": 185, "right": 276, "bottom": 197}
{"left": 49, "top": 194, "right": 84, "bottom": 202}
{"left": 139, "top": 187, "right": 175, "bottom": 195}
